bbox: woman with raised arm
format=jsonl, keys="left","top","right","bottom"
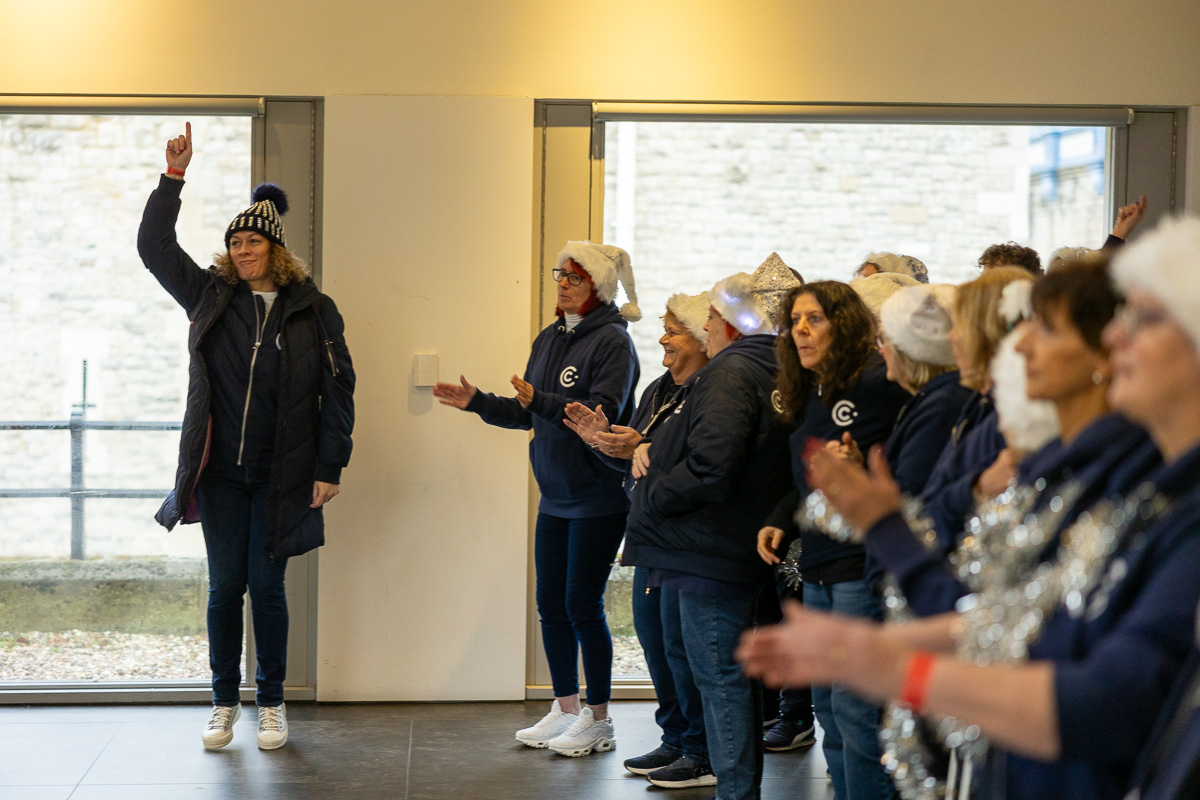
{"left": 739, "top": 219, "right": 1200, "bottom": 800}
{"left": 137, "top": 123, "right": 355, "bottom": 751}
{"left": 433, "top": 243, "right": 640, "bottom": 757}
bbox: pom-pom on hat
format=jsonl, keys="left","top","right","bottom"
{"left": 880, "top": 284, "right": 957, "bottom": 367}
{"left": 556, "top": 241, "right": 641, "bottom": 321}
{"left": 710, "top": 272, "right": 771, "bottom": 336}
{"left": 226, "top": 183, "right": 289, "bottom": 248}
{"left": 851, "top": 272, "right": 921, "bottom": 319}
{"left": 861, "top": 252, "right": 929, "bottom": 283}
{"left": 752, "top": 252, "right": 803, "bottom": 332}
{"left": 1110, "top": 216, "right": 1200, "bottom": 354}
{"left": 665, "top": 292, "right": 710, "bottom": 347}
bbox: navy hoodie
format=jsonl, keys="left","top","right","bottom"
{"left": 622, "top": 335, "right": 793, "bottom": 583}
{"left": 466, "top": 303, "right": 639, "bottom": 518}
{"left": 985, "top": 443, "right": 1200, "bottom": 800}
{"left": 766, "top": 355, "right": 911, "bottom": 574}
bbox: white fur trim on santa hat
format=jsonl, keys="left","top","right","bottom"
{"left": 880, "top": 284, "right": 956, "bottom": 367}
{"left": 1111, "top": 217, "right": 1200, "bottom": 354}
{"left": 556, "top": 241, "right": 641, "bottom": 321}
{"left": 666, "top": 292, "right": 710, "bottom": 346}
{"left": 990, "top": 328, "right": 1060, "bottom": 453}
{"left": 851, "top": 272, "right": 920, "bottom": 319}
{"left": 710, "top": 273, "right": 770, "bottom": 336}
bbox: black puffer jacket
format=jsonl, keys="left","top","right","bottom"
{"left": 138, "top": 175, "right": 355, "bottom": 560}
{"left": 622, "top": 335, "right": 793, "bottom": 583}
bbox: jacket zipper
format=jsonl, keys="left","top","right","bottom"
{"left": 237, "top": 297, "right": 269, "bottom": 466}
{"left": 325, "top": 340, "right": 338, "bottom": 376}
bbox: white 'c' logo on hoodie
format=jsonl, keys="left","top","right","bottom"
{"left": 560, "top": 366, "right": 578, "bottom": 388}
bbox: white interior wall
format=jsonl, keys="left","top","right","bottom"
{"left": 317, "top": 96, "right": 533, "bottom": 700}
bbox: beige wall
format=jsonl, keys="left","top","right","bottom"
{"left": 317, "top": 96, "right": 533, "bottom": 700}
{"left": 3, "top": 0, "right": 1200, "bottom": 106}
{"left": 4, "top": 0, "right": 1200, "bottom": 700}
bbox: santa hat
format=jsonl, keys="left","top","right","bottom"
{"left": 851, "top": 272, "right": 921, "bottom": 319}
{"left": 710, "top": 272, "right": 771, "bottom": 336}
{"left": 1111, "top": 216, "right": 1200, "bottom": 353}
{"left": 665, "top": 292, "right": 710, "bottom": 346}
{"left": 880, "top": 284, "right": 957, "bottom": 366}
{"left": 556, "top": 241, "right": 641, "bottom": 321}
{"left": 861, "top": 252, "right": 929, "bottom": 283}
{"left": 751, "top": 252, "right": 803, "bottom": 332}
{"left": 990, "top": 329, "right": 1060, "bottom": 454}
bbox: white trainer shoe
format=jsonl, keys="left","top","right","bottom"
{"left": 201, "top": 704, "right": 241, "bottom": 750}
{"left": 515, "top": 699, "right": 578, "bottom": 748}
{"left": 548, "top": 707, "right": 617, "bottom": 757}
{"left": 257, "top": 703, "right": 288, "bottom": 750}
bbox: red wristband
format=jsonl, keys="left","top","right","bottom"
{"left": 166, "top": 167, "right": 186, "bottom": 177}
{"left": 899, "top": 651, "right": 937, "bottom": 713}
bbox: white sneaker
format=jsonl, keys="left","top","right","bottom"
{"left": 201, "top": 704, "right": 241, "bottom": 750}
{"left": 548, "top": 707, "right": 616, "bottom": 757}
{"left": 515, "top": 699, "right": 578, "bottom": 748}
{"left": 257, "top": 703, "right": 288, "bottom": 750}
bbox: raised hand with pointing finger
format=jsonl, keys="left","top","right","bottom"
{"left": 165, "top": 121, "right": 193, "bottom": 173}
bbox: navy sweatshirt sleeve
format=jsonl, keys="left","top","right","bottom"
{"left": 466, "top": 389, "right": 533, "bottom": 431}
{"left": 314, "top": 294, "right": 356, "bottom": 484}
{"left": 923, "top": 413, "right": 1006, "bottom": 551}
{"left": 647, "top": 363, "right": 759, "bottom": 518}
{"left": 137, "top": 175, "right": 211, "bottom": 316}
{"left": 527, "top": 330, "right": 638, "bottom": 433}
{"left": 889, "top": 387, "right": 968, "bottom": 496}
{"left": 864, "top": 512, "right": 969, "bottom": 616}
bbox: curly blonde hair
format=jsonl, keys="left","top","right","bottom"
{"left": 212, "top": 243, "right": 310, "bottom": 287}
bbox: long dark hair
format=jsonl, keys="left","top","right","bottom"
{"left": 775, "top": 281, "right": 876, "bottom": 422}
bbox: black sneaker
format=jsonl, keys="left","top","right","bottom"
{"left": 763, "top": 719, "right": 816, "bottom": 751}
{"left": 646, "top": 754, "right": 718, "bottom": 788}
{"left": 623, "top": 743, "right": 681, "bottom": 776}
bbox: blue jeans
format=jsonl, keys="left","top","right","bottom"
{"left": 650, "top": 577, "right": 707, "bottom": 758}
{"left": 196, "top": 470, "right": 289, "bottom": 708}
{"left": 663, "top": 587, "right": 763, "bottom": 800}
{"left": 534, "top": 512, "right": 626, "bottom": 705}
{"left": 804, "top": 579, "right": 897, "bottom": 800}
{"left": 759, "top": 573, "right": 815, "bottom": 727}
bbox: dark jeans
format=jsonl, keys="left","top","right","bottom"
{"left": 663, "top": 587, "right": 763, "bottom": 800}
{"left": 196, "top": 470, "right": 289, "bottom": 708}
{"left": 643, "top": 571, "right": 706, "bottom": 758}
{"left": 534, "top": 511, "right": 626, "bottom": 705}
{"left": 804, "top": 579, "right": 897, "bottom": 800}
{"left": 758, "top": 572, "right": 815, "bottom": 728}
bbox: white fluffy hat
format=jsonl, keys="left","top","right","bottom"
{"left": 861, "top": 252, "right": 929, "bottom": 283}
{"left": 990, "top": 327, "right": 1061, "bottom": 454}
{"left": 665, "top": 292, "right": 710, "bottom": 346}
{"left": 1111, "top": 216, "right": 1200, "bottom": 353}
{"left": 710, "top": 272, "right": 771, "bottom": 336}
{"left": 752, "top": 252, "right": 803, "bottom": 332}
{"left": 880, "top": 284, "right": 957, "bottom": 366}
{"left": 1048, "top": 246, "right": 1095, "bottom": 272}
{"left": 851, "top": 272, "right": 921, "bottom": 319}
{"left": 556, "top": 241, "right": 642, "bottom": 321}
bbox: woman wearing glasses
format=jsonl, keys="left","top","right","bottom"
{"left": 433, "top": 242, "right": 640, "bottom": 757}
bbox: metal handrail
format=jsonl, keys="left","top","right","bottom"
{"left": 0, "top": 362, "right": 180, "bottom": 558}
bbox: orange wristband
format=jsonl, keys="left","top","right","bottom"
{"left": 899, "top": 651, "right": 937, "bottom": 713}
{"left": 166, "top": 167, "right": 185, "bottom": 177}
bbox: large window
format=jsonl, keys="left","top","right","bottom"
{"left": 0, "top": 113, "right": 253, "bottom": 687}
{"left": 602, "top": 120, "right": 1112, "bottom": 397}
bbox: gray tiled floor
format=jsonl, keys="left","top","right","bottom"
{"left": 0, "top": 701, "right": 833, "bottom": 799}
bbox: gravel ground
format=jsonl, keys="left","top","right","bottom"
{"left": 0, "top": 630, "right": 213, "bottom": 682}
{"left": 0, "top": 631, "right": 646, "bottom": 683}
